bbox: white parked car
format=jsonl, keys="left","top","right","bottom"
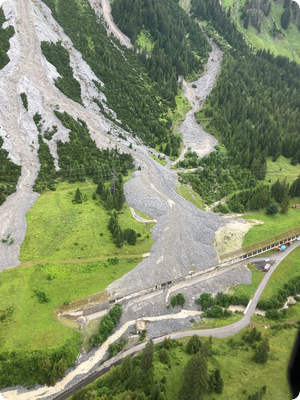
{"left": 265, "top": 258, "right": 270, "bottom": 263}
{"left": 297, "top": 237, "right": 300, "bottom": 241}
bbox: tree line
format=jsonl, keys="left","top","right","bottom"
{"left": 0, "top": 136, "right": 21, "bottom": 206}
{"left": 191, "top": 0, "right": 300, "bottom": 179}
{"left": 111, "top": 0, "right": 211, "bottom": 105}
{"left": 0, "top": 7, "right": 14, "bottom": 70}
{"left": 32, "top": 111, "right": 134, "bottom": 193}
{"left": 42, "top": 0, "right": 186, "bottom": 155}
{"left": 41, "top": 41, "right": 82, "bottom": 104}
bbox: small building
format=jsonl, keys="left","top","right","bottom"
{"left": 136, "top": 319, "right": 149, "bottom": 334}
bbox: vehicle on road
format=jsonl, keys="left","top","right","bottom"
{"left": 263, "top": 263, "right": 271, "bottom": 272}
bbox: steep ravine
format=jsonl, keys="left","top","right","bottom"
{"left": 178, "top": 38, "right": 222, "bottom": 160}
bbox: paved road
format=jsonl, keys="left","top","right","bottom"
{"left": 50, "top": 242, "right": 300, "bottom": 400}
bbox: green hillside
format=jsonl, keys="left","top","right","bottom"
{"left": 223, "top": 0, "right": 300, "bottom": 63}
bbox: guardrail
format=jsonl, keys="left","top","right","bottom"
{"left": 76, "top": 232, "right": 300, "bottom": 317}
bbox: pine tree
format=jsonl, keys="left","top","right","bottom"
{"left": 140, "top": 340, "right": 154, "bottom": 371}
{"left": 106, "top": 192, "right": 114, "bottom": 210}
{"left": 96, "top": 180, "right": 104, "bottom": 195}
{"left": 73, "top": 188, "right": 82, "bottom": 204}
{"left": 253, "top": 339, "right": 270, "bottom": 364}
{"left": 186, "top": 335, "right": 202, "bottom": 354}
{"left": 280, "top": 195, "right": 290, "bottom": 213}
{"left": 214, "top": 369, "right": 224, "bottom": 393}
{"left": 179, "top": 351, "right": 208, "bottom": 400}
{"left": 120, "top": 356, "right": 133, "bottom": 382}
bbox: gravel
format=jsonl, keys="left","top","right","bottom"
{"left": 178, "top": 40, "right": 222, "bottom": 161}
{"left": 147, "top": 316, "right": 201, "bottom": 339}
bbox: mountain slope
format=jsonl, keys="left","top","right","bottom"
{"left": 223, "top": 0, "right": 300, "bottom": 63}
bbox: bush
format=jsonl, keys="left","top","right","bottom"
{"left": 266, "top": 202, "right": 279, "bottom": 215}
{"left": 242, "top": 328, "right": 262, "bottom": 344}
{"left": 89, "top": 304, "right": 122, "bottom": 347}
{"left": 35, "top": 290, "right": 50, "bottom": 303}
{"left": 158, "top": 348, "right": 170, "bottom": 365}
{"left": 170, "top": 293, "right": 185, "bottom": 308}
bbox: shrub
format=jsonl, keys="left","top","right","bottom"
{"left": 170, "top": 293, "right": 185, "bottom": 308}
{"left": 158, "top": 348, "right": 170, "bottom": 365}
{"left": 266, "top": 202, "right": 279, "bottom": 215}
{"left": 35, "top": 290, "right": 50, "bottom": 303}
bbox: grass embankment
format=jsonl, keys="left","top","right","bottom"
{"left": 231, "top": 264, "right": 264, "bottom": 298}
{"left": 243, "top": 208, "right": 300, "bottom": 247}
{"left": 169, "top": 90, "right": 191, "bottom": 131}
{"left": 134, "top": 209, "right": 154, "bottom": 221}
{"left": 0, "top": 181, "right": 153, "bottom": 351}
{"left": 176, "top": 183, "right": 205, "bottom": 210}
{"left": 260, "top": 245, "right": 300, "bottom": 300}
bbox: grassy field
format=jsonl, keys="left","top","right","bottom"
{"left": 229, "top": 264, "right": 264, "bottom": 298}
{"left": 264, "top": 156, "right": 300, "bottom": 185}
{"left": 0, "top": 181, "right": 153, "bottom": 351}
{"left": 242, "top": 207, "right": 300, "bottom": 247}
{"left": 193, "top": 313, "right": 243, "bottom": 330}
{"left": 176, "top": 183, "right": 205, "bottom": 210}
{"left": 259, "top": 245, "right": 300, "bottom": 300}
{"left": 21, "top": 181, "right": 153, "bottom": 263}
{"left": 0, "top": 258, "right": 141, "bottom": 351}
{"left": 223, "top": 0, "right": 300, "bottom": 64}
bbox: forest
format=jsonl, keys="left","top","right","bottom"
{"left": 41, "top": 0, "right": 209, "bottom": 155}
{"left": 111, "top": 0, "right": 211, "bottom": 103}
{"left": 191, "top": 0, "right": 300, "bottom": 180}
{"left": 41, "top": 41, "right": 82, "bottom": 104}
{"left": 32, "top": 111, "right": 134, "bottom": 192}
{"left": 0, "top": 137, "right": 21, "bottom": 206}
{"left": 0, "top": 7, "right": 14, "bottom": 70}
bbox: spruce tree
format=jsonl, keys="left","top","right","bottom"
{"left": 120, "top": 356, "right": 133, "bottom": 382}
{"left": 186, "top": 335, "right": 202, "bottom": 355}
{"left": 179, "top": 351, "right": 208, "bottom": 400}
{"left": 140, "top": 340, "right": 154, "bottom": 371}
{"left": 214, "top": 369, "right": 224, "bottom": 393}
{"left": 96, "top": 180, "right": 104, "bottom": 195}
{"left": 280, "top": 195, "right": 290, "bottom": 213}
{"left": 73, "top": 188, "right": 82, "bottom": 204}
{"left": 253, "top": 339, "right": 270, "bottom": 364}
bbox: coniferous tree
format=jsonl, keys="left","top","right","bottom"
{"left": 186, "top": 335, "right": 202, "bottom": 355}
{"left": 96, "top": 180, "right": 104, "bottom": 195}
{"left": 214, "top": 369, "right": 224, "bottom": 393}
{"left": 73, "top": 188, "right": 82, "bottom": 204}
{"left": 280, "top": 195, "right": 290, "bottom": 213}
{"left": 253, "top": 339, "right": 270, "bottom": 364}
{"left": 179, "top": 351, "right": 208, "bottom": 400}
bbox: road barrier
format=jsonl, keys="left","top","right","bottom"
{"left": 70, "top": 232, "right": 300, "bottom": 317}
